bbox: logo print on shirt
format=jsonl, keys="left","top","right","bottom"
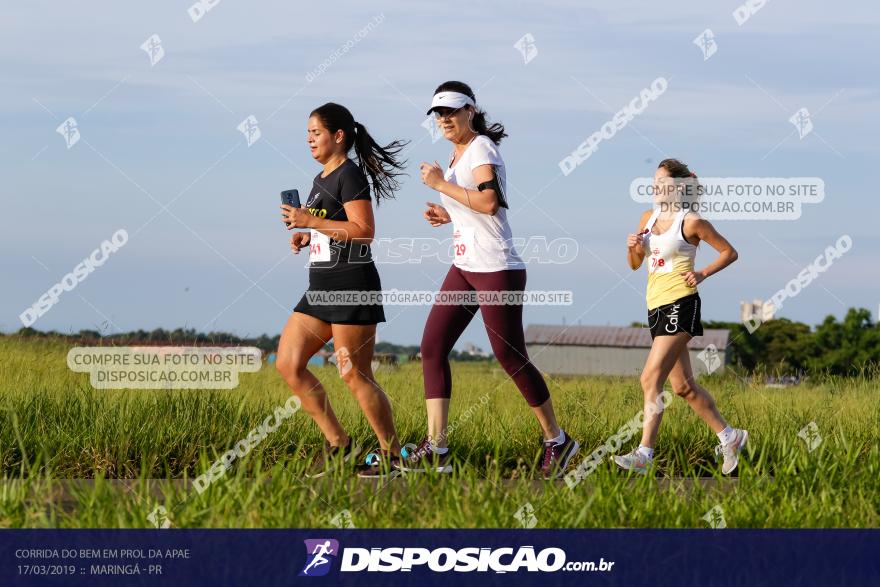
{"left": 650, "top": 248, "right": 666, "bottom": 270}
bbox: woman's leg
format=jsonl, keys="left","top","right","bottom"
{"left": 529, "top": 399, "right": 562, "bottom": 441}
{"left": 667, "top": 348, "right": 727, "bottom": 433}
{"left": 275, "top": 312, "right": 346, "bottom": 445}
{"left": 420, "top": 266, "right": 478, "bottom": 448}
{"left": 472, "top": 270, "right": 559, "bottom": 440}
{"left": 331, "top": 323, "right": 401, "bottom": 455}
{"left": 638, "top": 332, "right": 692, "bottom": 448}
{"left": 667, "top": 341, "right": 747, "bottom": 474}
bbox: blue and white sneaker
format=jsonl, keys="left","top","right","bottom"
{"left": 356, "top": 449, "right": 402, "bottom": 478}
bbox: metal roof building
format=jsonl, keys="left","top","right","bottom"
{"left": 523, "top": 324, "right": 730, "bottom": 377}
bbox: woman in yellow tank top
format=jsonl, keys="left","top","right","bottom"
{"left": 613, "top": 159, "right": 749, "bottom": 476}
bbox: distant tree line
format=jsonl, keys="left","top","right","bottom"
{"left": 633, "top": 308, "right": 878, "bottom": 377}
{"left": 703, "top": 307, "right": 879, "bottom": 377}
{"left": 374, "top": 341, "right": 492, "bottom": 363}
{"left": 12, "top": 326, "right": 280, "bottom": 354}
{"left": 12, "top": 307, "right": 877, "bottom": 375}
{"left": 9, "top": 327, "right": 493, "bottom": 363}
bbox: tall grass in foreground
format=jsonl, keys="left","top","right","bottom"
{"left": 0, "top": 337, "right": 877, "bottom": 527}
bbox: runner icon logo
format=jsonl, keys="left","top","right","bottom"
{"left": 300, "top": 539, "right": 340, "bottom": 577}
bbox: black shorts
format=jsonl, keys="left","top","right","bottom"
{"left": 648, "top": 293, "right": 703, "bottom": 339}
{"left": 293, "top": 262, "right": 386, "bottom": 325}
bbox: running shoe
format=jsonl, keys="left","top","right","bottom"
{"left": 396, "top": 438, "right": 453, "bottom": 473}
{"left": 306, "top": 440, "right": 361, "bottom": 479}
{"left": 612, "top": 448, "right": 652, "bottom": 475}
{"left": 540, "top": 434, "right": 580, "bottom": 480}
{"left": 356, "top": 449, "right": 402, "bottom": 478}
{"left": 714, "top": 428, "right": 749, "bottom": 475}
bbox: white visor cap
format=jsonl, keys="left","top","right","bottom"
{"left": 426, "top": 91, "right": 476, "bottom": 115}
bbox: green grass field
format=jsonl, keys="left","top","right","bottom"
{"left": 1, "top": 336, "right": 878, "bottom": 528}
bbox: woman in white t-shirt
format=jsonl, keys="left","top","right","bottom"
{"left": 398, "top": 81, "right": 579, "bottom": 480}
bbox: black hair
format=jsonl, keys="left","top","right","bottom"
{"left": 433, "top": 81, "right": 507, "bottom": 145}
{"left": 310, "top": 102, "right": 408, "bottom": 203}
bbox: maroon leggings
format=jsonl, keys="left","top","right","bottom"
{"left": 421, "top": 265, "right": 551, "bottom": 407}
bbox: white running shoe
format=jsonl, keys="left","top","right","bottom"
{"left": 715, "top": 429, "right": 749, "bottom": 475}
{"left": 612, "top": 448, "right": 652, "bottom": 475}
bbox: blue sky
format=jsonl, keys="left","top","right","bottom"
{"left": 2, "top": 1, "right": 878, "bottom": 347}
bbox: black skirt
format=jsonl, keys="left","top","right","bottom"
{"left": 648, "top": 293, "right": 703, "bottom": 339}
{"left": 293, "top": 262, "right": 386, "bottom": 325}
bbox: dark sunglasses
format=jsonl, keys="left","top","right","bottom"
{"left": 432, "top": 107, "right": 464, "bottom": 119}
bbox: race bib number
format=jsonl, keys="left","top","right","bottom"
{"left": 648, "top": 246, "right": 672, "bottom": 274}
{"left": 309, "top": 229, "right": 331, "bottom": 264}
{"left": 453, "top": 226, "right": 475, "bottom": 262}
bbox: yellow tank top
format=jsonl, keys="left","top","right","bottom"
{"left": 643, "top": 209, "right": 698, "bottom": 310}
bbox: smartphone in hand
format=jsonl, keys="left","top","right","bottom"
{"left": 281, "top": 189, "right": 300, "bottom": 228}
{"left": 281, "top": 189, "right": 301, "bottom": 208}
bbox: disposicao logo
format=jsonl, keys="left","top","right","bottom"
{"left": 300, "top": 539, "right": 339, "bottom": 577}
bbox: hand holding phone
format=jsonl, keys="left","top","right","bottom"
{"left": 281, "top": 189, "right": 301, "bottom": 228}
{"left": 281, "top": 189, "right": 301, "bottom": 208}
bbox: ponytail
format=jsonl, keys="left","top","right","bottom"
{"left": 351, "top": 121, "right": 408, "bottom": 203}
{"left": 310, "top": 102, "right": 409, "bottom": 203}
{"left": 471, "top": 110, "right": 507, "bottom": 145}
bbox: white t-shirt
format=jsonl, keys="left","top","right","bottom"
{"left": 441, "top": 135, "right": 525, "bottom": 272}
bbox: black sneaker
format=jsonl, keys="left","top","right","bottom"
{"left": 539, "top": 433, "right": 580, "bottom": 480}
{"left": 305, "top": 440, "right": 361, "bottom": 479}
{"left": 396, "top": 439, "right": 453, "bottom": 473}
{"left": 356, "top": 449, "right": 402, "bottom": 478}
